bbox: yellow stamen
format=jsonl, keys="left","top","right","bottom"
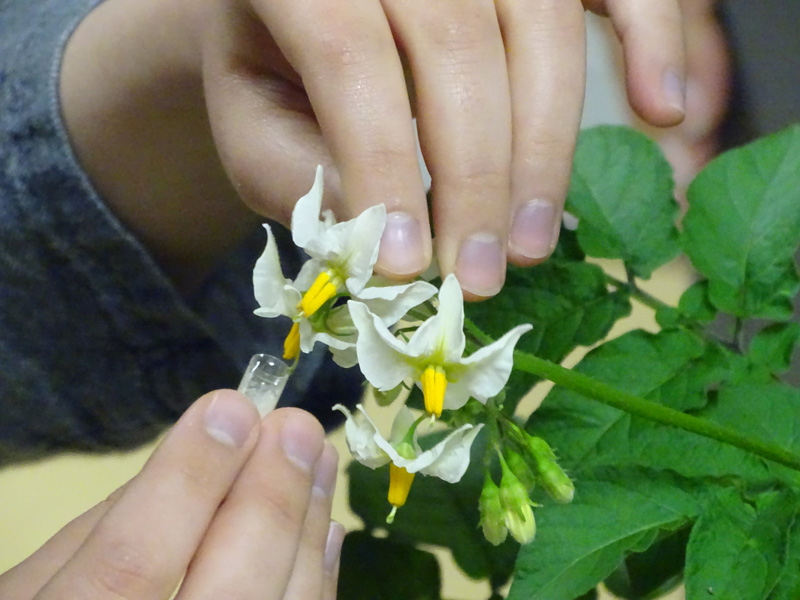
{"left": 420, "top": 365, "right": 447, "bottom": 418}
{"left": 386, "top": 464, "right": 415, "bottom": 523}
{"left": 283, "top": 322, "right": 300, "bottom": 360}
{"left": 299, "top": 271, "right": 338, "bottom": 317}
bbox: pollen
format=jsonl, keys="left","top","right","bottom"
{"left": 283, "top": 322, "right": 300, "bottom": 360}
{"left": 299, "top": 271, "right": 338, "bottom": 317}
{"left": 386, "top": 464, "right": 416, "bottom": 524}
{"left": 420, "top": 365, "right": 447, "bottom": 418}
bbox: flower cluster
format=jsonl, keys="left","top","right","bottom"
{"left": 251, "top": 166, "right": 569, "bottom": 537}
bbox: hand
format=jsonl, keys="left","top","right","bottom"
{"left": 61, "top": 0, "right": 687, "bottom": 298}
{"left": 0, "top": 391, "right": 343, "bottom": 599}
{"left": 639, "top": 0, "right": 730, "bottom": 205}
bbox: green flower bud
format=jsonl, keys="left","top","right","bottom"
{"left": 526, "top": 435, "right": 574, "bottom": 504}
{"left": 478, "top": 474, "right": 508, "bottom": 546}
{"left": 499, "top": 455, "right": 536, "bottom": 544}
{"left": 504, "top": 449, "right": 537, "bottom": 493}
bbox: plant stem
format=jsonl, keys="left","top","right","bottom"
{"left": 518, "top": 350, "right": 800, "bottom": 472}
{"left": 605, "top": 273, "right": 670, "bottom": 313}
{"left": 463, "top": 317, "right": 800, "bottom": 473}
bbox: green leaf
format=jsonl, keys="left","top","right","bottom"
{"left": 682, "top": 124, "right": 800, "bottom": 319}
{"left": 703, "top": 383, "right": 800, "bottom": 484}
{"left": 528, "top": 330, "right": 775, "bottom": 483}
{"left": 678, "top": 280, "right": 718, "bottom": 325}
{"left": 347, "top": 436, "right": 518, "bottom": 584}
{"left": 603, "top": 526, "right": 691, "bottom": 600}
{"left": 685, "top": 489, "right": 798, "bottom": 600}
{"left": 769, "top": 510, "right": 800, "bottom": 599}
{"left": 338, "top": 531, "right": 442, "bottom": 600}
{"left": 465, "top": 258, "right": 630, "bottom": 412}
{"left": 749, "top": 322, "right": 800, "bottom": 374}
{"left": 507, "top": 467, "right": 700, "bottom": 600}
{"left": 566, "top": 126, "right": 681, "bottom": 277}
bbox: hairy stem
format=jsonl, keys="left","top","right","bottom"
{"left": 605, "top": 273, "right": 670, "bottom": 313}
{"left": 464, "top": 317, "right": 800, "bottom": 473}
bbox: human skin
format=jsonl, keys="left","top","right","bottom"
{"left": 59, "top": 0, "right": 687, "bottom": 298}
{"left": 0, "top": 391, "right": 343, "bottom": 599}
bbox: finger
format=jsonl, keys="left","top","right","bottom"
{"left": 637, "top": 0, "right": 729, "bottom": 204}
{"left": 382, "top": 0, "right": 512, "bottom": 299}
{"left": 238, "top": 0, "right": 432, "bottom": 279}
{"left": 175, "top": 408, "right": 326, "bottom": 598}
{"left": 322, "top": 522, "right": 345, "bottom": 600}
{"left": 284, "top": 442, "right": 339, "bottom": 599}
{"left": 497, "top": 0, "right": 586, "bottom": 264}
{"left": 606, "top": 0, "right": 686, "bottom": 126}
{"left": 36, "top": 390, "right": 261, "bottom": 600}
{"left": 202, "top": 1, "right": 337, "bottom": 228}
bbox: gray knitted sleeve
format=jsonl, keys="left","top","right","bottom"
{"left": 0, "top": 0, "right": 359, "bottom": 464}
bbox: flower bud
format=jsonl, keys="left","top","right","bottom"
{"left": 504, "top": 449, "right": 537, "bottom": 493}
{"left": 479, "top": 475, "right": 508, "bottom": 546}
{"left": 526, "top": 436, "right": 574, "bottom": 504}
{"left": 499, "top": 456, "right": 536, "bottom": 544}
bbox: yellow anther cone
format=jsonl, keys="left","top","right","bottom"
{"left": 420, "top": 365, "right": 447, "bottom": 417}
{"left": 386, "top": 464, "right": 416, "bottom": 523}
{"left": 283, "top": 322, "right": 300, "bottom": 360}
{"left": 299, "top": 271, "right": 338, "bottom": 317}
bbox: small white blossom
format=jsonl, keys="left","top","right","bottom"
{"left": 332, "top": 403, "right": 483, "bottom": 483}
{"left": 291, "top": 165, "right": 386, "bottom": 299}
{"left": 252, "top": 166, "right": 436, "bottom": 362}
{"left": 348, "top": 274, "right": 532, "bottom": 416}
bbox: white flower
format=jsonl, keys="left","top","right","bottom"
{"left": 291, "top": 165, "right": 386, "bottom": 315}
{"left": 333, "top": 403, "right": 483, "bottom": 522}
{"left": 252, "top": 166, "right": 436, "bottom": 362}
{"left": 348, "top": 274, "right": 533, "bottom": 416}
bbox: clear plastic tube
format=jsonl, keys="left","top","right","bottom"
{"left": 237, "top": 353, "right": 290, "bottom": 417}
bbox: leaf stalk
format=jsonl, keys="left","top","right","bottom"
{"left": 464, "top": 317, "right": 800, "bottom": 473}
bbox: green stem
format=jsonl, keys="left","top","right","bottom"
{"left": 605, "top": 273, "right": 670, "bottom": 313}
{"left": 463, "top": 317, "right": 800, "bottom": 473}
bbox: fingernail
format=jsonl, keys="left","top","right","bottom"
{"left": 509, "top": 200, "right": 560, "bottom": 259}
{"left": 281, "top": 413, "right": 323, "bottom": 472}
{"left": 455, "top": 232, "right": 505, "bottom": 297}
{"left": 313, "top": 443, "right": 339, "bottom": 498}
{"left": 324, "top": 521, "right": 345, "bottom": 573}
{"left": 377, "top": 211, "right": 427, "bottom": 276}
{"left": 663, "top": 68, "right": 686, "bottom": 115}
{"left": 204, "top": 392, "right": 257, "bottom": 448}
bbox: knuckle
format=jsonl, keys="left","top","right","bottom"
{"left": 259, "top": 484, "right": 309, "bottom": 531}
{"left": 173, "top": 455, "right": 216, "bottom": 496}
{"left": 450, "top": 163, "right": 509, "bottom": 192}
{"left": 420, "top": 10, "right": 497, "bottom": 60}
{"left": 88, "top": 536, "right": 159, "bottom": 599}
{"left": 307, "top": 23, "right": 387, "bottom": 76}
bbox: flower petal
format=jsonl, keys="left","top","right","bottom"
{"left": 341, "top": 204, "right": 386, "bottom": 295}
{"left": 420, "top": 424, "right": 484, "bottom": 483}
{"left": 253, "top": 224, "right": 301, "bottom": 318}
{"left": 436, "top": 274, "right": 467, "bottom": 360}
{"left": 349, "top": 301, "right": 416, "bottom": 390}
{"left": 332, "top": 404, "right": 389, "bottom": 469}
{"left": 291, "top": 165, "right": 327, "bottom": 251}
{"left": 388, "top": 405, "right": 416, "bottom": 446}
{"left": 457, "top": 323, "right": 533, "bottom": 403}
{"left": 405, "top": 274, "right": 465, "bottom": 360}
{"left": 298, "top": 320, "right": 355, "bottom": 354}
{"left": 356, "top": 280, "right": 437, "bottom": 326}
{"left": 294, "top": 258, "right": 324, "bottom": 292}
